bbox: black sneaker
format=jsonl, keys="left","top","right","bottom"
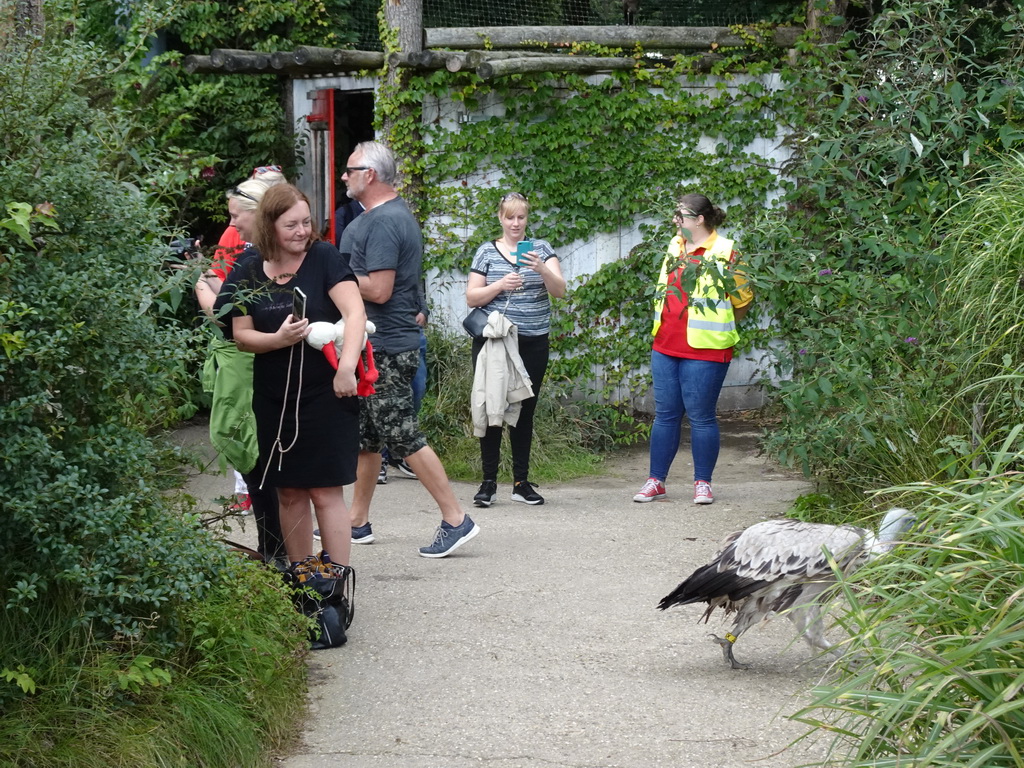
{"left": 390, "top": 459, "right": 417, "bottom": 479}
{"left": 473, "top": 480, "right": 497, "bottom": 507}
{"left": 351, "top": 523, "right": 375, "bottom": 544}
{"left": 511, "top": 480, "right": 544, "bottom": 505}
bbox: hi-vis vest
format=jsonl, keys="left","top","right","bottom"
{"left": 651, "top": 232, "right": 741, "bottom": 350}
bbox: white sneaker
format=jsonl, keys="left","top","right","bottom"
{"left": 693, "top": 480, "right": 714, "bottom": 505}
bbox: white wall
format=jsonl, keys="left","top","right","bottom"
{"left": 290, "top": 71, "right": 789, "bottom": 411}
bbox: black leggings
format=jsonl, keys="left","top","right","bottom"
{"left": 471, "top": 333, "right": 550, "bottom": 483}
{"left": 241, "top": 456, "right": 284, "bottom": 561}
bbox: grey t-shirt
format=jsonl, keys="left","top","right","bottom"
{"left": 340, "top": 196, "right": 423, "bottom": 355}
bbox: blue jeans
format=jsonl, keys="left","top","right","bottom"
{"left": 411, "top": 331, "right": 427, "bottom": 413}
{"left": 649, "top": 350, "right": 730, "bottom": 484}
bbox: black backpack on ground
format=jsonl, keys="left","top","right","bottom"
{"left": 285, "top": 554, "right": 355, "bottom": 649}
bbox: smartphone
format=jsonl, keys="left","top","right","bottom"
{"left": 515, "top": 240, "right": 534, "bottom": 266}
{"left": 292, "top": 287, "right": 307, "bottom": 320}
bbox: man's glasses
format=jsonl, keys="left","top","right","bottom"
{"left": 230, "top": 187, "right": 259, "bottom": 203}
{"left": 252, "top": 165, "right": 282, "bottom": 176}
{"left": 345, "top": 166, "right": 370, "bottom": 174}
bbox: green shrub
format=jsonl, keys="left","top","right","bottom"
{"left": 0, "top": 39, "right": 307, "bottom": 767}
{"left": 0, "top": 37, "right": 224, "bottom": 642}
{"left": 744, "top": 0, "right": 1024, "bottom": 496}
{"left": 63, "top": 0, "right": 364, "bottom": 233}
{"left": 793, "top": 449, "right": 1024, "bottom": 767}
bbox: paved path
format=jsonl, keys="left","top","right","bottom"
{"left": 177, "top": 418, "right": 831, "bottom": 768}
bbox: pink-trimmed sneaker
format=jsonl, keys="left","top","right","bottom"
{"left": 633, "top": 477, "right": 667, "bottom": 503}
{"left": 693, "top": 480, "right": 714, "bottom": 505}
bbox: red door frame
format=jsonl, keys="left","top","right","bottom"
{"left": 306, "top": 89, "right": 336, "bottom": 246}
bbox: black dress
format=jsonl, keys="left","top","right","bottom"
{"left": 221, "top": 241, "right": 360, "bottom": 488}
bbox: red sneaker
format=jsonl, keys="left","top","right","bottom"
{"left": 633, "top": 477, "right": 667, "bottom": 503}
{"left": 693, "top": 481, "right": 714, "bottom": 505}
{"left": 228, "top": 493, "right": 252, "bottom": 515}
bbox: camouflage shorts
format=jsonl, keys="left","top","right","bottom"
{"left": 359, "top": 348, "right": 428, "bottom": 458}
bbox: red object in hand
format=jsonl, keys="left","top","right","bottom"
{"left": 356, "top": 342, "right": 378, "bottom": 396}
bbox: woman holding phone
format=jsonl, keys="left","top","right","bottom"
{"left": 465, "top": 191, "right": 566, "bottom": 507}
{"left": 220, "top": 184, "right": 366, "bottom": 571}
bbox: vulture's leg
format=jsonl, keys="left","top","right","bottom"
{"left": 790, "top": 604, "right": 837, "bottom": 656}
{"left": 709, "top": 632, "right": 751, "bottom": 670}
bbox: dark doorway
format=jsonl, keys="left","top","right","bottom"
{"left": 332, "top": 90, "right": 375, "bottom": 246}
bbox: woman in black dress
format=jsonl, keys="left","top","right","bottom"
{"left": 223, "top": 184, "right": 366, "bottom": 568}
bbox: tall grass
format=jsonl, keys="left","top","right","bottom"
{"left": 0, "top": 558, "right": 308, "bottom": 767}
{"left": 792, "top": 437, "right": 1024, "bottom": 767}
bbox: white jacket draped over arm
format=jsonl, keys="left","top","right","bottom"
{"left": 471, "top": 311, "right": 534, "bottom": 437}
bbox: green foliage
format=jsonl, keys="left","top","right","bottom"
{"left": 0, "top": 559, "right": 308, "bottom": 767}
{"left": 741, "top": 0, "right": 1024, "bottom": 494}
{"left": 794, "top": 457, "right": 1024, "bottom": 767}
{"left": 58, "top": 0, "right": 360, "bottom": 233}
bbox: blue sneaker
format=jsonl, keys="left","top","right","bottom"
{"left": 351, "top": 523, "right": 375, "bottom": 544}
{"left": 418, "top": 515, "right": 480, "bottom": 558}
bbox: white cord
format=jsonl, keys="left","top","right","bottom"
{"left": 259, "top": 340, "right": 305, "bottom": 490}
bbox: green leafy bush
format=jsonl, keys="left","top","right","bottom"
{"left": 0, "top": 31, "right": 308, "bottom": 766}
{"left": 59, "top": 0, "right": 363, "bottom": 234}
{"left": 0, "top": 38, "right": 219, "bottom": 641}
{"left": 742, "top": 0, "right": 1024, "bottom": 494}
{"left": 794, "top": 449, "right": 1024, "bottom": 767}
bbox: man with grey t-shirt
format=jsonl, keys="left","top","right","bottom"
{"left": 339, "top": 141, "right": 480, "bottom": 559}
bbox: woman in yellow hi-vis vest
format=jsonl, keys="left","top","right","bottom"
{"left": 633, "top": 193, "right": 753, "bottom": 505}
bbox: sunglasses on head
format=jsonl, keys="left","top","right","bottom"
{"left": 252, "top": 165, "right": 282, "bottom": 176}
{"left": 501, "top": 192, "right": 528, "bottom": 203}
{"left": 230, "top": 187, "right": 259, "bottom": 203}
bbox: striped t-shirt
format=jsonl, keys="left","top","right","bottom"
{"left": 470, "top": 239, "right": 558, "bottom": 337}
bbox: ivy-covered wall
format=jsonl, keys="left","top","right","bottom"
{"left": 292, "top": 53, "right": 791, "bottom": 411}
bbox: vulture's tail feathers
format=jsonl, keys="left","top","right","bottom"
{"left": 658, "top": 563, "right": 768, "bottom": 610}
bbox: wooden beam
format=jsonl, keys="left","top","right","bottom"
{"left": 476, "top": 55, "right": 640, "bottom": 79}
{"left": 183, "top": 54, "right": 213, "bottom": 75}
{"left": 425, "top": 25, "right": 802, "bottom": 51}
{"left": 185, "top": 49, "right": 383, "bottom": 75}
{"left": 464, "top": 50, "right": 561, "bottom": 68}
{"left": 209, "top": 48, "right": 252, "bottom": 67}
{"left": 294, "top": 46, "right": 385, "bottom": 70}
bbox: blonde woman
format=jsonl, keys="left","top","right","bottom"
{"left": 465, "top": 192, "right": 565, "bottom": 507}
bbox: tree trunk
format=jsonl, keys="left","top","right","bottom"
{"left": 0, "top": 0, "right": 44, "bottom": 45}
{"left": 382, "top": 0, "right": 424, "bottom": 207}
{"left": 805, "top": 0, "right": 848, "bottom": 44}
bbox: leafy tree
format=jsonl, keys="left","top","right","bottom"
{"left": 742, "top": 0, "right": 1024, "bottom": 493}
{"left": 56, "top": 0, "right": 361, "bottom": 238}
{"left": 0, "top": 31, "right": 225, "bottom": 647}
